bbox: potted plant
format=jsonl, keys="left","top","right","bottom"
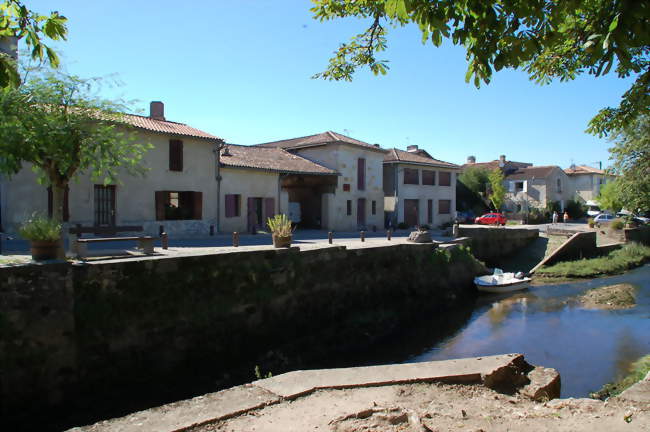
{"left": 588, "top": 217, "right": 595, "bottom": 228}
{"left": 267, "top": 214, "right": 293, "bottom": 248}
{"left": 18, "top": 214, "right": 62, "bottom": 261}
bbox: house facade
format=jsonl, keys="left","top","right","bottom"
{"left": 564, "top": 165, "right": 615, "bottom": 202}
{"left": 0, "top": 102, "right": 225, "bottom": 236}
{"left": 504, "top": 165, "right": 575, "bottom": 212}
{"left": 256, "top": 131, "right": 385, "bottom": 231}
{"left": 384, "top": 146, "right": 460, "bottom": 228}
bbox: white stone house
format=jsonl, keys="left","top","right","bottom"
{"left": 383, "top": 146, "right": 460, "bottom": 228}
{"left": 256, "top": 131, "right": 386, "bottom": 231}
{"left": 504, "top": 165, "right": 576, "bottom": 212}
{"left": 564, "top": 165, "right": 615, "bottom": 202}
{"left": 0, "top": 102, "right": 225, "bottom": 237}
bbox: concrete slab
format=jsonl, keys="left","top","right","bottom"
{"left": 616, "top": 371, "right": 650, "bottom": 404}
{"left": 68, "top": 384, "right": 280, "bottom": 432}
{"left": 253, "top": 353, "right": 524, "bottom": 399}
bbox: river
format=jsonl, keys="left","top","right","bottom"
{"left": 403, "top": 264, "right": 650, "bottom": 397}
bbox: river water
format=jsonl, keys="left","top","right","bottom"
{"left": 405, "top": 265, "right": 650, "bottom": 398}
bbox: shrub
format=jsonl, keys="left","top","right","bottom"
{"left": 397, "top": 222, "right": 408, "bottom": 230}
{"left": 18, "top": 214, "right": 61, "bottom": 241}
{"left": 566, "top": 199, "right": 587, "bottom": 219}
{"left": 419, "top": 224, "right": 430, "bottom": 230}
{"left": 588, "top": 217, "right": 595, "bottom": 228}
{"left": 266, "top": 214, "right": 293, "bottom": 237}
{"left": 611, "top": 218, "right": 625, "bottom": 230}
{"left": 527, "top": 208, "right": 547, "bottom": 224}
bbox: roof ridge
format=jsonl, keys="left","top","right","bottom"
{"left": 123, "top": 112, "right": 187, "bottom": 126}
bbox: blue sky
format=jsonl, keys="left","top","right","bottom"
{"left": 27, "top": 0, "right": 633, "bottom": 168}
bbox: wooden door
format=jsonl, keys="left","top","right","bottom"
{"left": 357, "top": 198, "right": 366, "bottom": 227}
{"left": 404, "top": 199, "right": 419, "bottom": 227}
{"left": 94, "top": 185, "right": 116, "bottom": 226}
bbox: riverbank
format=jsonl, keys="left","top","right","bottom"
{"left": 534, "top": 242, "right": 650, "bottom": 280}
{"left": 592, "top": 354, "right": 650, "bottom": 400}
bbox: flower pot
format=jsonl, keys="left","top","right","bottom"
{"left": 30, "top": 240, "right": 59, "bottom": 261}
{"left": 272, "top": 234, "right": 292, "bottom": 248}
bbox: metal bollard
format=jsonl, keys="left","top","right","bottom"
{"left": 328, "top": 232, "right": 333, "bottom": 244}
{"left": 161, "top": 232, "right": 169, "bottom": 250}
{"left": 210, "top": 225, "right": 214, "bottom": 236}
{"left": 387, "top": 229, "right": 392, "bottom": 241}
{"left": 159, "top": 225, "right": 164, "bottom": 236}
{"left": 360, "top": 231, "right": 365, "bottom": 242}
{"left": 233, "top": 232, "right": 239, "bottom": 247}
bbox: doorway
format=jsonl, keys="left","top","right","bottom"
{"left": 404, "top": 199, "right": 419, "bottom": 227}
{"left": 357, "top": 198, "right": 366, "bottom": 228}
{"left": 94, "top": 185, "right": 116, "bottom": 226}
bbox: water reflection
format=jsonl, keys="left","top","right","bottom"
{"left": 407, "top": 265, "right": 650, "bottom": 398}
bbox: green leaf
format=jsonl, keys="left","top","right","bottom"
{"left": 609, "top": 14, "right": 619, "bottom": 32}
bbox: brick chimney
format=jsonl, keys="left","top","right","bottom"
{"left": 149, "top": 101, "right": 165, "bottom": 121}
{"left": 499, "top": 154, "right": 506, "bottom": 167}
{"left": 406, "top": 145, "right": 419, "bottom": 152}
{"left": 467, "top": 155, "right": 476, "bottom": 164}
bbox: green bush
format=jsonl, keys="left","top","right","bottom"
{"left": 527, "top": 208, "right": 547, "bottom": 224}
{"left": 18, "top": 214, "right": 61, "bottom": 241}
{"left": 588, "top": 217, "right": 595, "bottom": 227}
{"left": 566, "top": 199, "right": 587, "bottom": 219}
{"left": 611, "top": 218, "right": 625, "bottom": 230}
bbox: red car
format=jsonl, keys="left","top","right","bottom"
{"left": 475, "top": 212, "right": 507, "bottom": 226}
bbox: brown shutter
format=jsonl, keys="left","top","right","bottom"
{"left": 169, "top": 140, "right": 183, "bottom": 171}
{"left": 427, "top": 199, "right": 433, "bottom": 223}
{"left": 357, "top": 158, "right": 366, "bottom": 191}
{"left": 155, "top": 191, "right": 166, "bottom": 220}
{"left": 225, "top": 194, "right": 234, "bottom": 217}
{"left": 264, "top": 197, "right": 275, "bottom": 222}
{"left": 193, "top": 191, "right": 202, "bottom": 220}
{"left": 439, "top": 172, "right": 451, "bottom": 186}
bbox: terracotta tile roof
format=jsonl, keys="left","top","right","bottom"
{"left": 506, "top": 165, "right": 559, "bottom": 180}
{"left": 462, "top": 160, "right": 532, "bottom": 172}
{"left": 121, "top": 113, "right": 223, "bottom": 142}
{"left": 384, "top": 148, "right": 460, "bottom": 169}
{"left": 219, "top": 145, "right": 338, "bottom": 175}
{"left": 564, "top": 165, "right": 606, "bottom": 175}
{"left": 256, "top": 131, "right": 386, "bottom": 152}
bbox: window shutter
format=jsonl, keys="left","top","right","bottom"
{"left": 169, "top": 140, "right": 183, "bottom": 171}
{"left": 193, "top": 191, "right": 202, "bottom": 220}
{"left": 225, "top": 194, "right": 234, "bottom": 218}
{"left": 523, "top": 180, "right": 528, "bottom": 192}
{"left": 357, "top": 158, "right": 366, "bottom": 190}
{"left": 155, "top": 191, "right": 166, "bottom": 220}
{"left": 427, "top": 199, "right": 433, "bottom": 223}
{"left": 264, "top": 197, "right": 275, "bottom": 222}
{"left": 509, "top": 181, "right": 515, "bottom": 193}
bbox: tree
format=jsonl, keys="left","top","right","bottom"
{"left": 488, "top": 168, "right": 505, "bottom": 210}
{"left": 311, "top": 0, "right": 649, "bottom": 136}
{"left": 597, "top": 179, "right": 623, "bottom": 212}
{"left": 606, "top": 115, "right": 650, "bottom": 212}
{"left": 0, "top": 1, "right": 67, "bottom": 88}
{"left": 0, "top": 71, "right": 151, "bottom": 252}
{"left": 458, "top": 165, "right": 490, "bottom": 195}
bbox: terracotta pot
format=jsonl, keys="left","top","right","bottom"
{"left": 30, "top": 240, "right": 59, "bottom": 261}
{"left": 272, "top": 234, "right": 292, "bottom": 248}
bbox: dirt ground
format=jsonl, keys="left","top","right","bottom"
{"left": 578, "top": 283, "right": 637, "bottom": 309}
{"left": 189, "top": 382, "right": 649, "bottom": 432}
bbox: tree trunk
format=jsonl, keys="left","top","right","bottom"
{"left": 51, "top": 183, "right": 66, "bottom": 260}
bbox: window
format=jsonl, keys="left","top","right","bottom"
{"left": 343, "top": 183, "right": 350, "bottom": 192}
{"left": 439, "top": 172, "right": 451, "bottom": 186}
{"left": 515, "top": 181, "right": 525, "bottom": 193}
{"left": 404, "top": 168, "right": 419, "bottom": 185}
{"left": 422, "top": 170, "right": 435, "bottom": 186}
{"left": 556, "top": 178, "right": 562, "bottom": 193}
{"left": 439, "top": 199, "right": 451, "bottom": 214}
{"left": 427, "top": 199, "right": 433, "bottom": 223}
{"left": 346, "top": 200, "right": 352, "bottom": 216}
{"left": 357, "top": 158, "right": 366, "bottom": 191}
{"left": 47, "top": 186, "right": 70, "bottom": 222}
{"left": 169, "top": 139, "right": 183, "bottom": 171}
{"left": 95, "top": 185, "right": 116, "bottom": 226}
{"left": 225, "top": 194, "right": 241, "bottom": 217}
{"left": 156, "top": 191, "right": 202, "bottom": 220}
{"left": 371, "top": 200, "right": 376, "bottom": 215}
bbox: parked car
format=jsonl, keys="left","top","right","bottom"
{"left": 475, "top": 213, "right": 507, "bottom": 226}
{"left": 593, "top": 213, "right": 615, "bottom": 224}
{"left": 616, "top": 212, "right": 650, "bottom": 225}
{"left": 456, "top": 211, "right": 475, "bottom": 224}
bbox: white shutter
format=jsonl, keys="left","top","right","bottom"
{"left": 523, "top": 180, "right": 528, "bottom": 192}
{"left": 508, "top": 181, "right": 515, "bottom": 193}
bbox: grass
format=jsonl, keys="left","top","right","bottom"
{"left": 536, "top": 242, "right": 650, "bottom": 278}
{"left": 591, "top": 354, "right": 650, "bottom": 400}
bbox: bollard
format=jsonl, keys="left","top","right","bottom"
{"left": 161, "top": 232, "right": 169, "bottom": 250}
{"left": 328, "top": 231, "right": 333, "bottom": 244}
{"left": 210, "top": 225, "right": 214, "bottom": 236}
{"left": 233, "top": 232, "right": 239, "bottom": 247}
{"left": 159, "top": 225, "right": 164, "bottom": 236}
{"left": 387, "top": 229, "right": 392, "bottom": 241}
{"left": 360, "top": 231, "right": 365, "bottom": 242}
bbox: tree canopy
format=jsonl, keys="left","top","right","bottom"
{"left": 488, "top": 168, "right": 506, "bottom": 210}
{"left": 311, "top": 0, "right": 649, "bottom": 136}
{"left": 0, "top": 71, "right": 151, "bottom": 228}
{"left": 0, "top": 0, "right": 67, "bottom": 88}
{"left": 604, "top": 115, "right": 650, "bottom": 212}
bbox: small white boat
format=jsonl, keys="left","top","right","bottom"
{"left": 474, "top": 269, "right": 531, "bottom": 293}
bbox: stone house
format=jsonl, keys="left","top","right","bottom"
{"left": 0, "top": 102, "right": 225, "bottom": 236}
{"left": 383, "top": 146, "right": 460, "bottom": 228}
{"left": 504, "top": 165, "right": 576, "bottom": 213}
{"left": 256, "top": 131, "right": 386, "bottom": 231}
{"left": 564, "top": 165, "right": 615, "bottom": 202}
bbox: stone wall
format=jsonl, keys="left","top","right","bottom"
{"left": 625, "top": 226, "right": 650, "bottom": 245}
{"left": 0, "top": 243, "right": 485, "bottom": 430}
{"left": 457, "top": 226, "right": 539, "bottom": 264}
{"left": 530, "top": 231, "right": 598, "bottom": 273}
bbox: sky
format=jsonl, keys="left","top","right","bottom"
{"left": 25, "top": 0, "right": 634, "bottom": 169}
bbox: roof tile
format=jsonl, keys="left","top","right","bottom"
{"left": 384, "top": 148, "right": 459, "bottom": 169}
{"left": 256, "top": 131, "right": 385, "bottom": 152}
{"left": 219, "top": 145, "right": 338, "bottom": 175}
{"left": 121, "top": 114, "right": 223, "bottom": 142}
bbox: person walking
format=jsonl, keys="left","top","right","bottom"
{"left": 563, "top": 211, "right": 569, "bottom": 224}
{"left": 552, "top": 211, "right": 558, "bottom": 224}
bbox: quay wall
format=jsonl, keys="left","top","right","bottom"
{"left": 0, "top": 243, "right": 485, "bottom": 430}
{"left": 457, "top": 226, "right": 539, "bottom": 264}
